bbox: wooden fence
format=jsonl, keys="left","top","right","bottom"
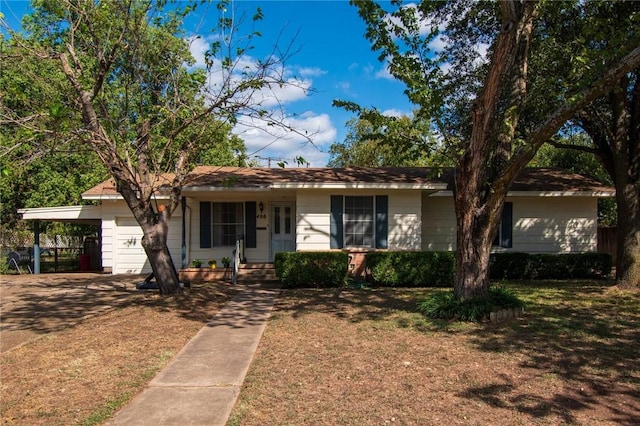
{"left": 597, "top": 227, "right": 617, "bottom": 259}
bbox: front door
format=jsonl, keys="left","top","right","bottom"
{"left": 270, "top": 203, "right": 295, "bottom": 261}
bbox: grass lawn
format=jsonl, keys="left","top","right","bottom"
{"left": 0, "top": 279, "right": 236, "bottom": 426}
{"left": 229, "top": 280, "right": 640, "bottom": 425}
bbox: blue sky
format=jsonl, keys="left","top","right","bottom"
{"left": 1, "top": 0, "right": 415, "bottom": 167}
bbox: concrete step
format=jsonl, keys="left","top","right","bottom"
{"left": 237, "top": 263, "right": 278, "bottom": 282}
{"left": 179, "top": 263, "right": 278, "bottom": 283}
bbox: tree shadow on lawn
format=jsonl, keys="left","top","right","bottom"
{"left": 462, "top": 280, "right": 640, "bottom": 425}
{"left": 274, "top": 286, "right": 432, "bottom": 325}
{"left": 0, "top": 274, "right": 236, "bottom": 340}
{"left": 274, "top": 282, "right": 640, "bottom": 425}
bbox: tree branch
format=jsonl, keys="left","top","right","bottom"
{"left": 501, "top": 44, "right": 640, "bottom": 184}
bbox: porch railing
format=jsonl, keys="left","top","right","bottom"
{"left": 232, "top": 239, "right": 240, "bottom": 284}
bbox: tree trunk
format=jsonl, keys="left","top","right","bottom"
{"left": 454, "top": 206, "right": 493, "bottom": 300}
{"left": 616, "top": 181, "right": 640, "bottom": 286}
{"left": 453, "top": 170, "right": 506, "bottom": 300}
{"left": 140, "top": 215, "right": 180, "bottom": 294}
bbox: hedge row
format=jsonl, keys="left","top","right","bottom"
{"left": 489, "top": 252, "right": 612, "bottom": 280}
{"left": 366, "top": 251, "right": 456, "bottom": 287}
{"left": 275, "top": 251, "right": 613, "bottom": 288}
{"left": 274, "top": 252, "right": 349, "bottom": 288}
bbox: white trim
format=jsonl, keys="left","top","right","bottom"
{"left": 507, "top": 190, "right": 615, "bottom": 197}
{"left": 270, "top": 182, "right": 448, "bottom": 190}
{"left": 82, "top": 194, "right": 173, "bottom": 200}
{"left": 182, "top": 186, "right": 271, "bottom": 192}
{"left": 18, "top": 205, "right": 101, "bottom": 221}
{"left": 82, "top": 195, "right": 122, "bottom": 200}
{"left": 430, "top": 190, "right": 614, "bottom": 197}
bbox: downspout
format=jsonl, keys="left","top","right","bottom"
{"left": 33, "top": 220, "right": 41, "bottom": 274}
{"left": 181, "top": 197, "right": 187, "bottom": 268}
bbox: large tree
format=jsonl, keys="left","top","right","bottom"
{"left": 551, "top": 71, "right": 639, "bottom": 286}
{"left": 1, "top": 0, "right": 306, "bottom": 293}
{"left": 351, "top": 0, "right": 640, "bottom": 298}
{"left": 579, "top": 74, "right": 639, "bottom": 286}
{"left": 327, "top": 114, "right": 444, "bottom": 167}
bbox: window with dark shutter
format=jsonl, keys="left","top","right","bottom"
{"left": 375, "top": 195, "right": 388, "bottom": 249}
{"left": 331, "top": 195, "right": 388, "bottom": 249}
{"left": 330, "top": 195, "right": 343, "bottom": 249}
{"left": 200, "top": 202, "right": 211, "bottom": 248}
{"left": 493, "top": 202, "right": 513, "bottom": 248}
{"left": 245, "top": 201, "right": 257, "bottom": 248}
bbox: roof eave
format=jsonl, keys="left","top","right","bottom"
{"left": 82, "top": 194, "right": 173, "bottom": 201}
{"left": 270, "top": 182, "right": 449, "bottom": 190}
{"left": 182, "top": 186, "right": 272, "bottom": 192}
{"left": 430, "top": 190, "right": 615, "bottom": 197}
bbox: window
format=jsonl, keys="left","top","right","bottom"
{"left": 212, "top": 203, "right": 244, "bottom": 246}
{"left": 330, "top": 195, "right": 388, "bottom": 249}
{"left": 493, "top": 202, "right": 513, "bottom": 248}
{"left": 344, "top": 196, "right": 374, "bottom": 247}
{"left": 200, "top": 202, "right": 246, "bottom": 248}
{"left": 273, "top": 205, "right": 292, "bottom": 235}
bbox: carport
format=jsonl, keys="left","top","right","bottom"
{"left": 17, "top": 205, "right": 102, "bottom": 274}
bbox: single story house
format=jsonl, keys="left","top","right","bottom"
{"left": 19, "top": 167, "right": 614, "bottom": 275}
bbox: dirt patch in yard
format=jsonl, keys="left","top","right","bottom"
{"left": 230, "top": 283, "right": 640, "bottom": 426}
{"left": 0, "top": 273, "right": 236, "bottom": 425}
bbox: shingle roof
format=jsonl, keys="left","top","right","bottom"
{"left": 82, "top": 166, "right": 614, "bottom": 197}
{"left": 185, "top": 166, "right": 444, "bottom": 187}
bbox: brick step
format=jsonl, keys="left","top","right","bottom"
{"left": 179, "top": 263, "right": 278, "bottom": 283}
{"left": 237, "top": 263, "right": 277, "bottom": 282}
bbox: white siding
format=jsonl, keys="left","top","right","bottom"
{"left": 187, "top": 193, "right": 295, "bottom": 263}
{"left": 421, "top": 196, "right": 456, "bottom": 251}
{"left": 296, "top": 190, "right": 422, "bottom": 251}
{"left": 421, "top": 195, "right": 599, "bottom": 253}
{"left": 510, "top": 197, "right": 598, "bottom": 253}
{"left": 296, "top": 191, "right": 331, "bottom": 251}
{"left": 99, "top": 201, "right": 182, "bottom": 274}
{"left": 388, "top": 191, "right": 422, "bottom": 250}
{"left": 98, "top": 189, "right": 600, "bottom": 274}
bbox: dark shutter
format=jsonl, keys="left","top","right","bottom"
{"left": 375, "top": 195, "right": 388, "bottom": 249}
{"left": 199, "top": 202, "right": 211, "bottom": 248}
{"left": 501, "top": 202, "right": 513, "bottom": 248}
{"left": 330, "top": 195, "right": 343, "bottom": 249}
{"left": 245, "top": 201, "right": 257, "bottom": 248}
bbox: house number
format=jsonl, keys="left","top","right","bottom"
{"left": 257, "top": 213, "right": 267, "bottom": 219}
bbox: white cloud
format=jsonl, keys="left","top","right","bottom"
{"left": 187, "top": 35, "right": 211, "bottom": 68}
{"left": 298, "top": 67, "right": 326, "bottom": 77}
{"left": 386, "top": 3, "right": 439, "bottom": 38}
{"left": 428, "top": 34, "right": 448, "bottom": 52}
{"left": 186, "top": 35, "right": 334, "bottom": 166}
{"left": 375, "top": 64, "right": 395, "bottom": 80}
{"left": 474, "top": 42, "right": 490, "bottom": 65}
{"left": 247, "top": 78, "right": 312, "bottom": 108}
{"left": 381, "top": 108, "right": 410, "bottom": 118}
{"left": 234, "top": 111, "right": 336, "bottom": 167}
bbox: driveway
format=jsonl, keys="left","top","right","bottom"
{"left": 0, "top": 273, "right": 146, "bottom": 352}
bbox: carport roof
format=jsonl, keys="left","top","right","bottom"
{"left": 18, "top": 205, "right": 101, "bottom": 225}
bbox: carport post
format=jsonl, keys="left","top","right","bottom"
{"left": 33, "top": 220, "right": 41, "bottom": 274}
{"left": 181, "top": 197, "right": 187, "bottom": 268}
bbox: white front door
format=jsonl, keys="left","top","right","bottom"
{"left": 270, "top": 203, "right": 295, "bottom": 261}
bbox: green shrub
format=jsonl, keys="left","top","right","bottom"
{"left": 366, "top": 251, "right": 455, "bottom": 287}
{"left": 489, "top": 252, "right": 612, "bottom": 280}
{"left": 418, "top": 286, "right": 524, "bottom": 322}
{"left": 489, "top": 252, "right": 530, "bottom": 279}
{"left": 275, "top": 252, "right": 348, "bottom": 288}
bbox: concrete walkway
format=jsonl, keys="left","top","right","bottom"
{"left": 107, "top": 284, "right": 280, "bottom": 426}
